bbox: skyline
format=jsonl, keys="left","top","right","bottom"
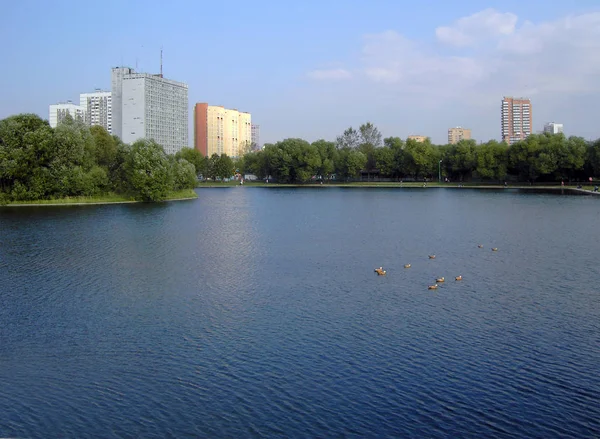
{"left": 2, "top": 0, "right": 600, "bottom": 145}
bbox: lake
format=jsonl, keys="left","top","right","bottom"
{"left": 1, "top": 187, "right": 599, "bottom": 438}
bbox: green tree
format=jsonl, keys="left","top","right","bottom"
{"left": 335, "top": 147, "right": 367, "bottom": 180}
{"left": 175, "top": 147, "right": 206, "bottom": 176}
{"left": 312, "top": 139, "right": 336, "bottom": 179}
{"left": 172, "top": 158, "right": 198, "bottom": 189}
{"left": 557, "top": 136, "right": 587, "bottom": 180}
{"left": 216, "top": 154, "right": 235, "bottom": 180}
{"left": 90, "top": 125, "right": 117, "bottom": 168}
{"left": 447, "top": 139, "right": 477, "bottom": 181}
{"left": 0, "top": 114, "right": 55, "bottom": 198}
{"left": 383, "top": 137, "right": 407, "bottom": 180}
{"left": 263, "top": 143, "right": 292, "bottom": 182}
{"left": 589, "top": 139, "right": 600, "bottom": 177}
{"left": 475, "top": 140, "right": 508, "bottom": 181}
{"left": 206, "top": 153, "right": 220, "bottom": 180}
{"left": 125, "top": 139, "right": 173, "bottom": 201}
{"left": 287, "top": 139, "right": 321, "bottom": 182}
{"left": 404, "top": 138, "right": 436, "bottom": 179}
{"left": 374, "top": 146, "right": 394, "bottom": 177}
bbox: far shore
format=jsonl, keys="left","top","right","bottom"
{"left": 196, "top": 181, "right": 600, "bottom": 194}
{"left": 0, "top": 189, "right": 198, "bottom": 207}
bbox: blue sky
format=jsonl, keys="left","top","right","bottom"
{"left": 2, "top": 0, "right": 600, "bottom": 144}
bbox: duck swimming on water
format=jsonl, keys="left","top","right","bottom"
{"left": 374, "top": 267, "right": 386, "bottom": 275}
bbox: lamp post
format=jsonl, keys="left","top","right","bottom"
{"left": 438, "top": 160, "right": 442, "bottom": 183}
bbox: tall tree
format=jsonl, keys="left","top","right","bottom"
{"left": 359, "top": 122, "right": 382, "bottom": 147}
{"left": 336, "top": 127, "right": 361, "bottom": 149}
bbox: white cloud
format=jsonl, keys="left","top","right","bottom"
{"left": 308, "top": 10, "right": 600, "bottom": 100}
{"left": 435, "top": 8, "right": 518, "bottom": 47}
{"left": 302, "top": 9, "right": 600, "bottom": 143}
{"left": 306, "top": 68, "right": 352, "bottom": 80}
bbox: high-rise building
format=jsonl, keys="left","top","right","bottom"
{"left": 408, "top": 135, "right": 427, "bottom": 143}
{"left": 251, "top": 124, "right": 260, "bottom": 149}
{"left": 194, "top": 103, "right": 252, "bottom": 158}
{"left": 448, "top": 127, "right": 472, "bottom": 144}
{"left": 48, "top": 101, "right": 86, "bottom": 128}
{"left": 543, "top": 122, "right": 564, "bottom": 135}
{"left": 501, "top": 97, "right": 532, "bottom": 145}
{"left": 80, "top": 89, "right": 112, "bottom": 134}
{"left": 121, "top": 73, "right": 189, "bottom": 155}
{"left": 110, "top": 67, "right": 135, "bottom": 139}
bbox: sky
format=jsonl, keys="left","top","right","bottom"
{"left": 2, "top": 0, "right": 600, "bottom": 145}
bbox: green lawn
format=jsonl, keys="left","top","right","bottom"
{"left": 3, "top": 189, "right": 198, "bottom": 205}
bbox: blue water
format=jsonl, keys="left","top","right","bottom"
{"left": 1, "top": 188, "right": 599, "bottom": 438}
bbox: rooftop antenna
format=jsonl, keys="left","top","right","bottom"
{"left": 160, "top": 47, "right": 163, "bottom": 77}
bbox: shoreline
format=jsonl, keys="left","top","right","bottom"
{"left": 0, "top": 192, "right": 198, "bottom": 207}
{"left": 197, "top": 183, "right": 600, "bottom": 194}
{"left": 2, "top": 186, "right": 598, "bottom": 206}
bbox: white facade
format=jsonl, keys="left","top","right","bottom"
{"left": 543, "top": 122, "right": 564, "bottom": 135}
{"left": 80, "top": 90, "right": 112, "bottom": 134}
{"left": 111, "top": 66, "right": 135, "bottom": 139}
{"left": 48, "top": 102, "right": 86, "bottom": 128}
{"left": 122, "top": 73, "right": 188, "bottom": 155}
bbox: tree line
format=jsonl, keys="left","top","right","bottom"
{"left": 0, "top": 113, "right": 208, "bottom": 202}
{"left": 238, "top": 122, "right": 600, "bottom": 183}
{"left": 3, "top": 114, "right": 600, "bottom": 203}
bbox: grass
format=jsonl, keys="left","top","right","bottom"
{"left": 3, "top": 189, "right": 198, "bottom": 206}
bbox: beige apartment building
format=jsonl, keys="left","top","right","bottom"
{"left": 448, "top": 127, "right": 472, "bottom": 144}
{"left": 194, "top": 103, "right": 252, "bottom": 157}
{"left": 408, "top": 135, "right": 428, "bottom": 142}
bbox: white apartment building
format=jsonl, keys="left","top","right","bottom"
{"left": 121, "top": 73, "right": 188, "bottom": 155}
{"left": 80, "top": 89, "right": 112, "bottom": 134}
{"left": 110, "top": 66, "right": 135, "bottom": 139}
{"left": 543, "top": 122, "right": 564, "bottom": 135}
{"left": 48, "top": 101, "right": 86, "bottom": 128}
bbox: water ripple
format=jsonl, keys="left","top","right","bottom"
{"left": 1, "top": 190, "right": 599, "bottom": 438}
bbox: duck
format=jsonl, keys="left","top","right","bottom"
{"left": 374, "top": 267, "right": 386, "bottom": 275}
{"left": 455, "top": 275, "right": 462, "bottom": 281}
{"left": 428, "top": 284, "right": 438, "bottom": 290}
{"left": 492, "top": 248, "right": 498, "bottom": 251}
{"left": 404, "top": 264, "right": 411, "bottom": 268}
{"left": 428, "top": 255, "right": 436, "bottom": 259}
{"left": 436, "top": 277, "right": 445, "bottom": 283}
{"left": 478, "top": 244, "right": 483, "bottom": 248}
